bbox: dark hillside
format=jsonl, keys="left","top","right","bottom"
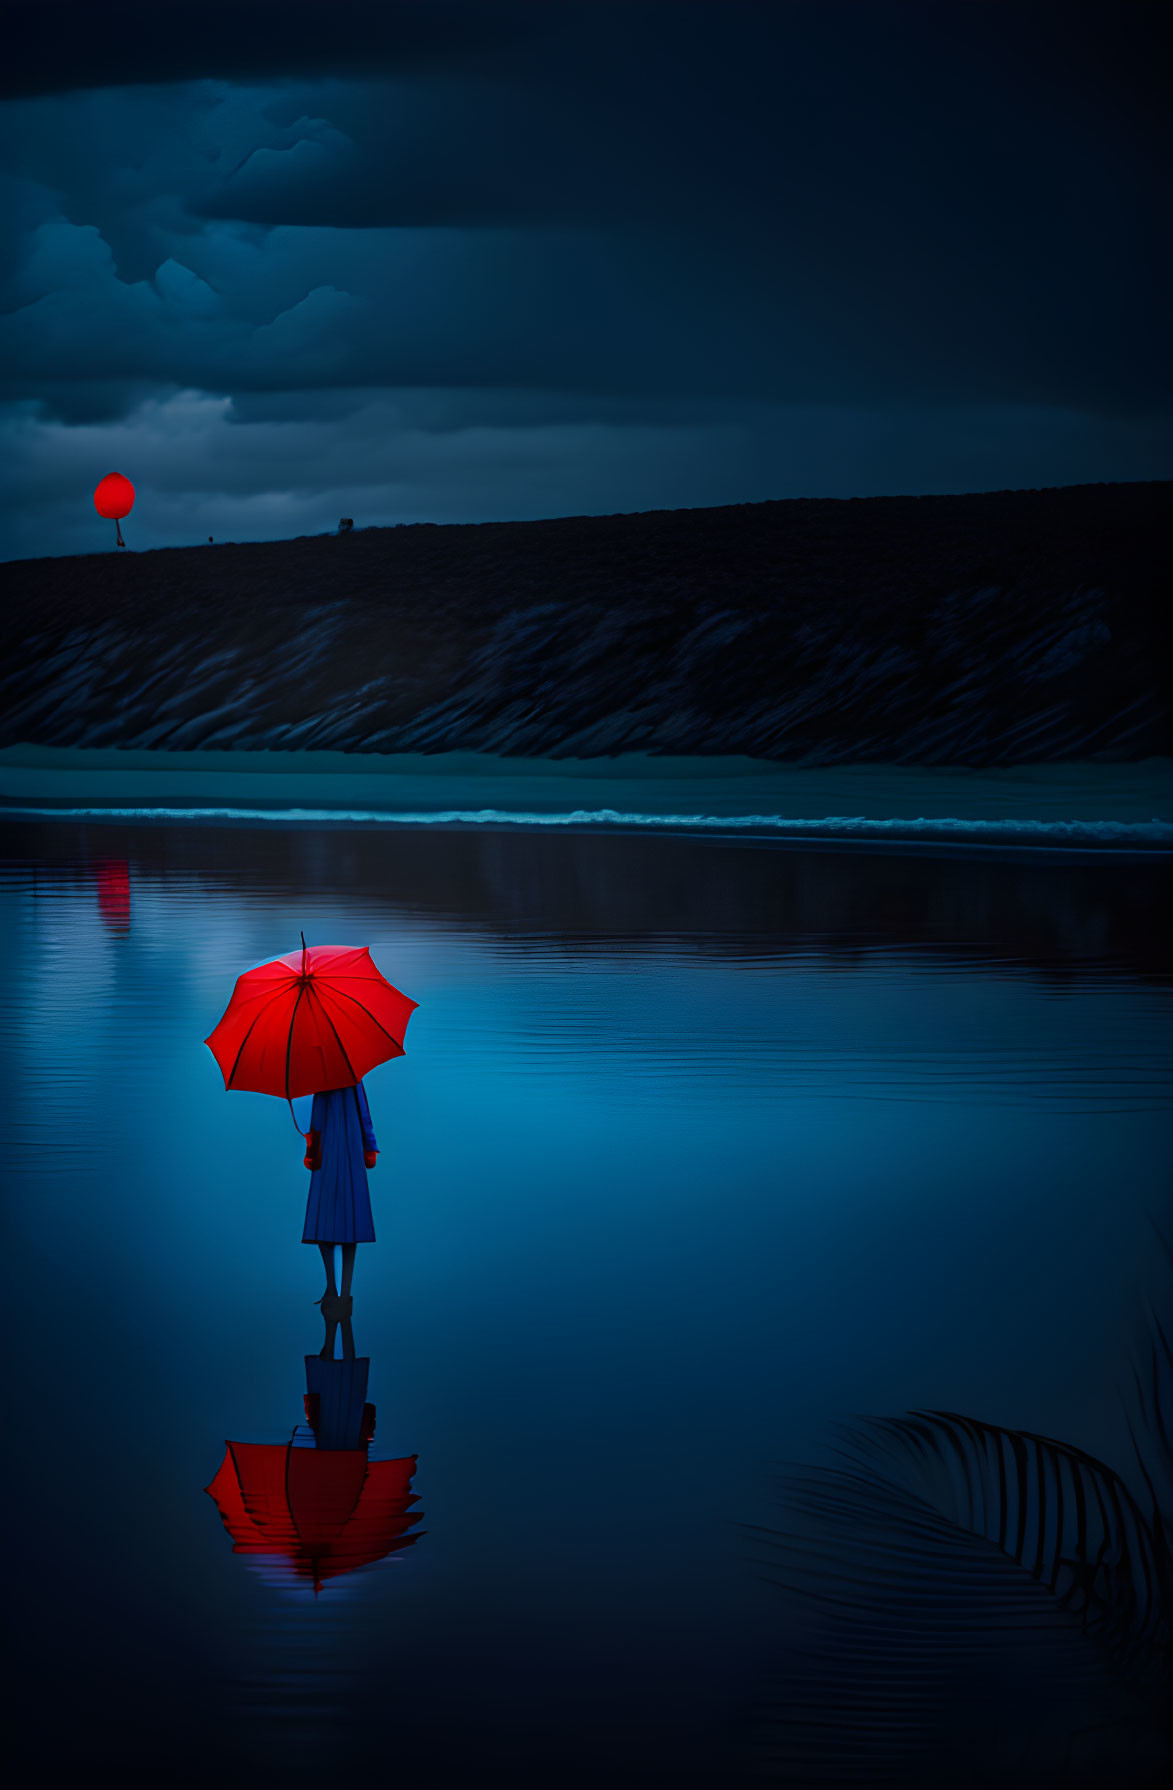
{"left": 1, "top": 482, "right": 1169, "bottom": 763}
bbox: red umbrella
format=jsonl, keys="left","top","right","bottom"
{"left": 204, "top": 937, "right": 417, "bottom": 1109}
{"left": 206, "top": 1444, "right": 424, "bottom": 1589}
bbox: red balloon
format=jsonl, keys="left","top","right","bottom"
{"left": 93, "top": 472, "right": 135, "bottom": 521}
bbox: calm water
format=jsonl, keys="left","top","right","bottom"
{"left": 3, "top": 820, "right": 1171, "bottom": 1787}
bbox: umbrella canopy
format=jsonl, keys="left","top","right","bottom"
{"left": 205, "top": 941, "right": 417, "bottom": 1102}
{"left": 206, "top": 1443, "right": 424, "bottom": 1589}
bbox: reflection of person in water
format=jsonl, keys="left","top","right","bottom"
{"left": 306, "top": 1307, "right": 376, "bottom": 1449}
{"left": 302, "top": 1079, "right": 379, "bottom": 1311}
{"left": 205, "top": 1306, "right": 424, "bottom": 1591}
{"left": 301, "top": 1307, "right": 391, "bottom": 1469}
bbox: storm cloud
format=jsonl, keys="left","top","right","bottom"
{"left": 2, "top": 1, "right": 1170, "bottom": 559}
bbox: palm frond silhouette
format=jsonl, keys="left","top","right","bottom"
{"left": 751, "top": 1243, "right": 1172, "bottom": 1786}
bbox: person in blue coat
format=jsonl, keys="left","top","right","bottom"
{"left": 302, "top": 1080, "right": 378, "bottom": 1309}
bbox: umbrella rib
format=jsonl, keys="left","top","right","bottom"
{"left": 283, "top": 1445, "right": 368, "bottom": 1555}
{"left": 285, "top": 981, "right": 309, "bottom": 1099}
{"left": 224, "top": 991, "right": 286, "bottom": 1090}
{"left": 283, "top": 1442, "right": 304, "bottom": 1547}
{"left": 307, "top": 983, "right": 360, "bottom": 1084}
{"left": 320, "top": 979, "right": 412, "bottom": 1047}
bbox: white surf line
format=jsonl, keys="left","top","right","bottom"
{"left": 1, "top": 802, "right": 1171, "bottom": 849}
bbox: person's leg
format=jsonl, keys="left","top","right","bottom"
{"left": 339, "top": 1243, "right": 357, "bottom": 1300}
{"left": 318, "top": 1242, "right": 338, "bottom": 1299}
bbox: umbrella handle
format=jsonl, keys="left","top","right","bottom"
{"left": 288, "top": 1096, "right": 309, "bottom": 1139}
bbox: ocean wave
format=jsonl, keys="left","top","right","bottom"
{"left": 2, "top": 802, "right": 1171, "bottom": 851}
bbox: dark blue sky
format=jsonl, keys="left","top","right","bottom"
{"left": 2, "top": 0, "right": 1169, "bottom": 559}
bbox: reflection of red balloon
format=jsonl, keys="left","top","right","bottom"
{"left": 95, "top": 860, "right": 131, "bottom": 933}
{"left": 94, "top": 472, "right": 135, "bottom": 546}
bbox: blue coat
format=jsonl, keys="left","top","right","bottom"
{"left": 302, "top": 1082, "right": 378, "bottom": 1244}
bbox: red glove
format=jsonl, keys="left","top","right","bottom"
{"left": 303, "top": 1129, "right": 322, "bottom": 1171}
{"left": 364, "top": 1150, "right": 378, "bottom": 1169}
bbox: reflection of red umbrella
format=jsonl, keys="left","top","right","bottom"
{"left": 204, "top": 938, "right": 417, "bottom": 1107}
{"left": 206, "top": 1444, "right": 423, "bottom": 1590}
